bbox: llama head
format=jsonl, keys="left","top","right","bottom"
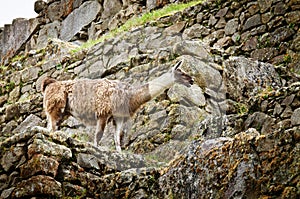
{"left": 41, "top": 77, "right": 57, "bottom": 93}
{"left": 172, "top": 60, "right": 194, "bottom": 87}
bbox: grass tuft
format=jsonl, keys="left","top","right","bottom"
{"left": 71, "top": 0, "right": 203, "bottom": 53}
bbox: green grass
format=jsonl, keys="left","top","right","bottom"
{"left": 72, "top": 0, "right": 203, "bottom": 53}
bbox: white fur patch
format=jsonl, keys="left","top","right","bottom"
{"left": 148, "top": 72, "right": 174, "bottom": 98}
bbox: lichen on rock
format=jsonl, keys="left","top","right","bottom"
{"left": 0, "top": 0, "right": 300, "bottom": 198}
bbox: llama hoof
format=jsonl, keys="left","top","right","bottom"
{"left": 93, "top": 142, "right": 98, "bottom": 147}
{"left": 116, "top": 146, "right": 122, "bottom": 152}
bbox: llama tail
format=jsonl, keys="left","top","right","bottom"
{"left": 41, "top": 77, "right": 57, "bottom": 93}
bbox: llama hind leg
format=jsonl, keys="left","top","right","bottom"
{"left": 94, "top": 117, "right": 107, "bottom": 146}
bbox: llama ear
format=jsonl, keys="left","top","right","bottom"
{"left": 173, "top": 60, "right": 183, "bottom": 70}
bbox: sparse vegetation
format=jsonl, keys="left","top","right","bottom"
{"left": 235, "top": 102, "right": 248, "bottom": 115}
{"left": 5, "top": 82, "right": 15, "bottom": 93}
{"left": 11, "top": 54, "right": 25, "bottom": 63}
{"left": 283, "top": 54, "right": 292, "bottom": 64}
{"left": 71, "top": 0, "right": 203, "bottom": 53}
{"left": 257, "top": 86, "right": 275, "bottom": 100}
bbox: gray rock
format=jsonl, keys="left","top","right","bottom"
{"left": 186, "top": 56, "right": 223, "bottom": 93}
{"left": 1, "top": 18, "right": 40, "bottom": 64}
{"left": 34, "top": 0, "right": 47, "bottom": 14}
{"left": 77, "top": 153, "right": 100, "bottom": 170}
{"left": 2, "top": 120, "right": 18, "bottom": 135}
{"left": 281, "top": 94, "right": 295, "bottom": 106}
{"left": 164, "top": 21, "right": 186, "bottom": 35}
{"left": 244, "top": 112, "right": 275, "bottom": 135}
{"left": 20, "top": 84, "right": 32, "bottom": 94}
{"left": 62, "top": 182, "right": 86, "bottom": 198}
{"left": 213, "top": 36, "right": 232, "bottom": 49}
{"left": 36, "top": 21, "right": 61, "bottom": 49}
{"left": 1, "top": 146, "right": 24, "bottom": 171}
{"left": 20, "top": 154, "right": 59, "bottom": 178}
{"left": 273, "top": 102, "right": 283, "bottom": 116}
{"left": 258, "top": 0, "right": 272, "bottom": 13}
{"left": 273, "top": 2, "right": 286, "bottom": 15}
{"left": 60, "top": 1, "right": 101, "bottom": 41}
{"left": 146, "top": 0, "right": 158, "bottom": 10}
{"left": 285, "top": 10, "right": 300, "bottom": 24}
{"left": 173, "top": 41, "right": 211, "bottom": 60}
{"left": 47, "top": 1, "right": 63, "bottom": 22}
{"left": 291, "top": 108, "right": 300, "bottom": 126}
{"left": 225, "top": 18, "right": 239, "bottom": 36}
{"left": 27, "top": 133, "right": 72, "bottom": 160}
{"left": 0, "top": 95, "right": 8, "bottom": 107}
{"left": 224, "top": 56, "right": 281, "bottom": 102}
{"left": 251, "top": 47, "right": 279, "bottom": 62}
{"left": 13, "top": 114, "right": 43, "bottom": 134}
{"left": 21, "top": 66, "right": 41, "bottom": 83}
{"left": 270, "top": 27, "right": 294, "bottom": 45}
{"left": 196, "top": 12, "right": 204, "bottom": 23}
{"left": 262, "top": 12, "right": 273, "bottom": 24}
{"left": 281, "top": 106, "right": 293, "bottom": 119}
{"left": 12, "top": 175, "right": 62, "bottom": 198}
{"left": 102, "top": 0, "right": 122, "bottom": 19}
{"left": 8, "top": 86, "right": 20, "bottom": 103}
{"left": 167, "top": 84, "right": 206, "bottom": 107}
{"left": 5, "top": 104, "right": 20, "bottom": 121}
{"left": 243, "top": 14, "right": 261, "bottom": 31}
{"left": 208, "top": 15, "right": 218, "bottom": 26}
{"left": 215, "top": 7, "right": 229, "bottom": 18}
{"left": 242, "top": 36, "right": 258, "bottom": 51}
{"left": 183, "top": 24, "right": 210, "bottom": 39}
{"left": 1, "top": 187, "right": 15, "bottom": 199}
{"left": 215, "top": 17, "right": 227, "bottom": 29}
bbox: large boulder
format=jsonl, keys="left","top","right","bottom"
{"left": 223, "top": 56, "right": 282, "bottom": 102}
{"left": 60, "top": 1, "right": 101, "bottom": 41}
{"left": 0, "top": 18, "right": 40, "bottom": 64}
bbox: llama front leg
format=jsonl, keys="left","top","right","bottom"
{"left": 94, "top": 117, "right": 107, "bottom": 146}
{"left": 46, "top": 112, "right": 58, "bottom": 132}
{"left": 114, "top": 117, "right": 126, "bottom": 152}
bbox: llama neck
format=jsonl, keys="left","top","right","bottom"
{"left": 129, "top": 84, "right": 151, "bottom": 115}
{"left": 148, "top": 72, "right": 174, "bottom": 98}
{"left": 129, "top": 72, "right": 174, "bottom": 115}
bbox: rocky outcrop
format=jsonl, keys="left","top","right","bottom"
{"left": 0, "top": 127, "right": 148, "bottom": 198}
{"left": 0, "top": 0, "right": 299, "bottom": 198}
{"left": 159, "top": 83, "right": 300, "bottom": 198}
{"left": 59, "top": 1, "right": 101, "bottom": 41}
{"left": 0, "top": 18, "right": 40, "bottom": 64}
{"left": 0, "top": 0, "right": 191, "bottom": 64}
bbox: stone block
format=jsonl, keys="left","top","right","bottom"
{"left": 36, "top": 21, "right": 61, "bottom": 49}
{"left": 291, "top": 108, "right": 300, "bottom": 126}
{"left": 102, "top": 0, "right": 122, "bottom": 19}
{"left": 1, "top": 18, "right": 40, "bottom": 64}
{"left": 258, "top": 0, "right": 272, "bottom": 13}
{"left": 251, "top": 47, "right": 279, "bottom": 61}
{"left": 285, "top": 10, "right": 300, "bottom": 24}
{"left": 27, "top": 133, "right": 72, "bottom": 160}
{"left": 12, "top": 175, "right": 62, "bottom": 198}
{"left": 225, "top": 18, "right": 239, "bottom": 36}
{"left": 60, "top": 1, "right": 101, "bottom": 41}
{"left": 243, "top": 14, "right": 261, "bottom": 31}
{"left": 13, "top": 114, "right": 43, "bottom": 134}
{"left": 20, "top": 154, "right": 59, "bottom": 178}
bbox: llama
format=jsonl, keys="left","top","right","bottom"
{"left": 41, "top": 60, "right": 194, "bottom": 152}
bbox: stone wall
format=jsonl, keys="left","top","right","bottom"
{"left": 0, "top": 0, "right": 299, "bottom": 198}
{"left": 0, "top": 0, "right": 190, "bottom": 64}
{"left": 184, "top": 0, "right": 300, "bottom": 75}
